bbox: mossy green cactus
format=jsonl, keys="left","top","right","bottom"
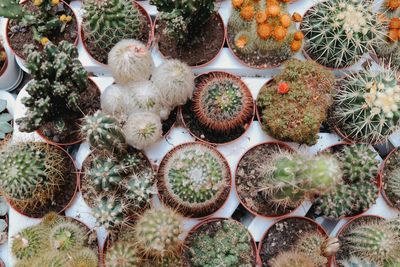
{"left": 105, "top": 241, "right": 140, "bottom": 267}
{"left": 270, "top": 251, "right": 314, "bottom": 267}
{"left": 11, "top": 226, "right": 46, "bottom": 260}
{"left": 341, "top": 257, "right": 379, "bottom": 267}
{"left": 192, "top": 72, "right": 254, "bottom": 133}
{"left": 92, "top": 195, "right": 126, "bottom": 231}
{"left": 332, "top": 66, "right": 400, "bottom": 144}
{"left": 301, "top": 0, "right": 383, "bottom": 68}
{"left": 86, "top": 157, "right": 124, "bottom": 192}
{"left": 257, "top": 59, "right": 335, "bottom": 145}
{"left": 134, "top": 208, "right": 183, "bottom": 258}
{"left": 49, "top": 221, "right": 86, "bottom": 252}
{"left": 186, "top": 219, "right": 254, "bottom": 267}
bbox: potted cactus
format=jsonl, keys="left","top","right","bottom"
{"left": 11, "top": 213, "right": 99, "bottom": 267}
{"left": 1, "top": 0, "right": 78, "bottom": 63}
{"left": 80, "top": 0, "right": 152, "bottom": 65}
{"left": 381, "top": 147, "right": 400, "bottom": 209}
{"left": 301, "top": 0, "right": 383, "bottom": 69}
{"left": 182, "top": 218, "right": 258, "bottom": 266}
{"left": 257, "top": 59, "right": 335, "bottom": 145}
{"left": 335, "top": 215, "right": 400, "bottom": 266}
{"left": 331, "top": 65, "right": 400, "bottom": 144}
{"left": 157, "top": 142, "right": 231, "bottom": 218}
{"left": 227, "top": 0, "right": 303, "bottom": 68}
{"left": 16, "top": 41, "right": 100, "bottom": 145}
{"left": 151, "top": 0, "right": 225, "bottom": 67}
{"left": 0, "top": 142, "right": 77, "bottom": 218}
{"left": 181, "top": 71, "right": 254, "bottom": 145}
{"left": 259, "top": 216, "right": 337, "bottom": 267}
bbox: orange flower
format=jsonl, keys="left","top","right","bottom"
{"left": 291, "top": 40, "right": 302, "bottom": 51}
{"left": 280, "top": 14, "right": 291, "bottom": 28}
{"left": 256, "top": 11, "right": 267, "bottom": 24}
{"left": 257, "top": 23, "right": 273, "bottom": 39}
{"left": 278, "top": 82, "right": 289, "bottom": 94}
{"left": 266, "top": 4, "right": 281, "bottom": 17}
{"left": 235, "top": 35, "right": 248, "bottom": 48}
{"left": 388, "top": 29, "right": 399, "bottom": 42}
{"left": 273, "top": 26, "right": 287, "bottom": 41}
{"left": 390, "top": 18, "right": 400, "bottom": 29}
{"left": 292, "top": 12, "right": 302, "bottom": 22}
{"left": 294, "top": 31, "right": 304, "bottom": 41}
{"left": 387, "top": 0, "right": 400, "bottom": 10}
{"left": 232, "top": 0, "right": 244, "bottom": 9}
{"left": 240, "top": 5, "right": 255, "bottom": 21}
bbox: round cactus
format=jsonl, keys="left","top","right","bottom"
{"left": 101, "top": 84, "right": 127, "bottom": 120}
{"left": 123, "top": 171, "right": 155, "bottom": 209}
{"left": 92, "top": 195, "right": 126, "bottom": 231}
{"left": 301, "top": 0, "right": 383, "bottom": 68}
{"left": 69, "top": 248, "right": 99, "bottom": 267}
{"left": 105, "top": 241, "right": 140, "bottom": 267}
{"left": 11, "top": 226, "right": 46, "bottom": 260}
{"left": 86, "top": 157, "right": 124, "bottom": 192}
{"left": 49, "top": 221, "right": 86, "bottom": 252}
{"left": 41, "top": 212, "right": 65, "bottom": 228}
{"left": 270, "top": 251, "right": 315, "bottom": 267}
{"left": 37, "top": 252, "right": 67, "bottom": 267}
{"left": 192, "top": 72, "right": 254, "bottom": 133}
{"left": 157, "top": 143, "right": 230, "bottom": 217}
{"left": 123, "top": 112, "right": 163, "bottom": 150}
{"left": 386, "top": 167, "right": 400, "bottom": 200}
{"left": 151, "top": 59, "right": 195, "bottom": 109}
{"left": 134, "top": 208, "right": 183, "bottom": 258}
{"left": 296, "top": 233, "right": 330, "bottom": 266}
{"left": 332, "top": 66, "right": 400, "bottom": 144}
{"left": 340, "top": 257, "right": 379, "bottom": 267}
{"left": 81, "top": 111, "right": 127, "bottom": 155}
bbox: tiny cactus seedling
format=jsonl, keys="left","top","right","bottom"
{"left": 332, "top": 66, "right": 400, "bottom": 144}
{"left": 105, "top": 241, "right": 140, "bottom": 267}
{"left": 86, "top": 157, "right": 124, "bottom": 192}
{"left": 301, "top": 0, "right": 384, "bottom": 68}
{"left": 11, "top": 226, "right": 46, "bottom": 260}
{"left": 192, "top": 72, "right": 254, "bottom": 133}
{"left": 123, "top": 171, "right": 156, "bottom": 210}
{"left": 69, "top": 248, "right": 99, "bottom": 267}
{"left": 134, "top": 208, "right": 183, "bottom": 258}
{"left": 81, "top": 111, "right": 127, "bottom": 156}
{"left": 92, "top": 195, "right": 126, "bottom": 231}
{"left": 270, "top": 251, "right": 314, "bottom": 267}
{"left": 0, "top": 99, "right": 12, "bottom": 140}
{"left": 49, "top": 221, "right": 86, "bottom": 252}
{"left": 340, "top": 257, "right": 379, "bottom": 267}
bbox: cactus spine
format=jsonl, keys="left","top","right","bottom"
{"left": 92, "top": 195, "right": 126, "bottom": 231}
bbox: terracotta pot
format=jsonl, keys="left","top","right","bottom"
{"left": 180, "top": 71, "right": 255, "bottom": 146}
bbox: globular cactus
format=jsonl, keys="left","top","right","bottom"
{"left": 92, "top": 195, "right": 126, "bottom": 231}
{"left": 332, "top": 66, "right": 400, "bottom": 144}
{"left": 387, "top": 168, "right": 400, "bottom": 200}
{"left": 192, "top": 73, "right": 254, "bottom": 133}
{"left": 105, "top": 241, "right": 140, "bottom": 267}
{"left": 108, "top": 39, "right": 154, "bottom": 85}
{"left": 345, "top": 221, "right": 400, "bottom": 265}
{"left": 49, "top": 221, "right": 86, "bottom": 252}
{"left": 37, "top": 252, "right": 67, "bottom": 267}
{"left": 81, "top": 111, "right": 127, "bottom": 156}
{"left": 69, "top": 248, "right": 99, "bottom": 267}
{"left": 101, "top": 84, "right": 127, "bottom": 120}
{"left": 82, "top": 0, "right": 148, "bottom": 64}
{"left": 340, "top": 257, "right": 379, "bottom": 267}
{"left": 296, "top": 233, "right": 333, "bottom": 266}
{"left": 259, "top": 152, "right": 342, "bottom": 208}
{"left": 86, "top": 157, "right": 124, "bottom": 192}
{"left": 17, "top": 41, "right": 87, "bottom": 133}
{"left": 134, "top": 208, "right": 183, "bottom": 258}
{"left": 187, "top": 219, "right": 254, "bottom": 267}
{"left": 0, "top": 99, "right": 12, "bottom": 140}
{"left": 151, "top": 59, "right": 195, "bottom": 109}
{"left": 123, "top": 171, "right": 156, "bottom": 209}
{"left": 11, "top": 226, "right": 46, "bottom": 260}
{"left": 0, "top": 142, "right": 68, "bottom": 212}
{"left": 270, "top": 251, "right": 315, "bottom": 267}
{"left": 301, "top": 0, "right": 383, "bottom": 68}
{"left": 41, "top": 212, "right": 65, "bottom": 228}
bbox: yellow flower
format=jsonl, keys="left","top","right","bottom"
{"left": 66, "top": 15, "right": 72, "bottom": 22}
{"left": 59, "top": 14, "right": 67, "bottom": 22}
{"left": 51, "top": 0, "right": 59, "bottom": 5}
{"left": 33, "top": 0, "right": 43, "bottom": 6}
{"left": 40, "top": 37, "right": 49, "bottom": 46}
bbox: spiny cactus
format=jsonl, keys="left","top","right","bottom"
{"left": 143, "top": 255, "right": 183, "bottom": 267}
{"left": 332, "top": 66, "right": 400, "bottom": 144}
{"left": 37, "top": 251, "right": 67, "bottom": 267}
{"left": 340, "top": 257, "right": 379, "bottom": 267}
{"left": 192, "top": 72, "right": 254, "bottom": 133}
{"left": 0, "top": 142, "right": 68, "bottom": 212}
{"left": 81, "top": 111, "right": 127, "bottom": 156}
{"left": 387, "top": 167, "right": 400, "bottom": 201}
{"left": 86, "top": 157, "right": 124, "bottom": 192}
{"left": 49, "top": 221, "right": 86, "bottom": 252}
{"left": 257, "top": 59, "right": 335, "bottom": 145}
{"left": 82, "top": 0, "right": 148, "bottom": 64}
{"left": 158, "top": 143, "right": 230, "bottom": 216}
{"left": 296, "top": 233, "right": 330, "bottom": 266}
{"left": 108, "top": 39, "right": 154, "bottom": 85}
{"left": 151, "top": 59, "right": 195, "bottom": 109}
{"left": 186, "top": 219, "right": 254, "bottom": 267}
{"left": 101, "top": 84, "right": 127, "bottom": 120}
{"left": 92, "top": 195, "right": 126, "bottom": 231}
{"left": 41, "top": 212, "right": 64, "bottom": 228}
{"left": 258, "top": 152, "right": 342, "bottom": 208}
{"left": 69, "top": 248, "right": 99, "bottom": 267}
{"left": 123, "top": 171, "right": 155, "bottom": 209}
{"left": 105, "top": 241, "right": 140, "bottom": 267}
{"left": 270, "top": 251, "right": 315, "bottom": 267}
{"left": 17, "top": 41, "right": 88, "bottom": 133}
{"left": 11, "top": 226, "right": 46, "bottom": 260}
{"left": 0, "top": 99, "right": 12, "bottom": 140}
{"left": 301, "top": 0, "right": 384, "bottom": 68}
{"left": 134, "top": 208, "right": 183, "bottom": 258}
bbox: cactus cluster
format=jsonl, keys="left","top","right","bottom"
{"left": 192, "top": 72, "right": 254, "bottom": 133}
{"left": 150, "top": 0, "right": 215, "bottom": 44}
{"left": 228, "top": 0, "right": 303, "bottom": 67}
{"left": 12, "top": 213, "right": 98, "bottom": 267}
{"left": 0, "top": 142, "right": 70, "bottom": 213}
{"left": 332, "top": 66, "right": 400, "bottom": 144}
{"left": 17, "top": 41, "right": 88, "bottom": 134}
{"left": 158, "top": 143, "right": 230, "bottom": 217}
{"left": 0, "top": 0, "right": 74, "bottom": 44}
{"left": 82, "top": 0, "right": 148, "bottom": 64}
{"left": 301, "top": 0, "right": 383, "bottom": 68}
{"left": 0, "top": 99, "right": 12, "bottom": 140}
{"left": 257, "top": 59, "right": 335, "bottom": 145}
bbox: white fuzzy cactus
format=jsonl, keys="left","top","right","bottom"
{"left": 123, "top": 112, "right": 162, "bottom": 150}
{"left": 151, "top": 59, "right": 195, "bottom": 109}
{"left": 100, "top": 84, "right": 127, "bottom": 119}
{"left": 108, "top": 39, "right": 154, "bottom": 85}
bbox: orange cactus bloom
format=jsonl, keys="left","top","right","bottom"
{"left": 291, "top": 40, "right": 302, "bottom": 51}
{"left": 232, "top": 0, "right": 244, "bottom": 8}
{"left": 273, "top": 26, "right": 287, "bottom": 41}
{"left": 294, "top": 31, "right": 304, "bottom": 41}
{"left": 257, "top": 23, "right": 273, "bottom": 39}
{"left": 256, "top": 11, "right": 267, "bottom": 24}
{"left": 278, "top": 82, "right": 289, "bottom": 94}
{"left": 292, "top": 12, "right": 302, "bottom": 22}
{"left": 387, "top": 0, "right": 400, "bottom": 10}
{"left": 390, "top": 18, "right": 400, "bottom": 29}
{"left": 280, "top": 14, "right": 291, "bottom": 28}
{"left": 388, "top": 29, "right": 399, "bottom": 42}
{"left": 266, "top": 4, "right": 281, "bottom": 17}
{"left": 240, "top": 5, "right": 255, "bottom": 21}
{"left": 235, "top": 35, "right": 249, "bottom": 48}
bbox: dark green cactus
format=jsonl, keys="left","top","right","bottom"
{"left": 341, "top": 145, "right": 379, "bottom": 183}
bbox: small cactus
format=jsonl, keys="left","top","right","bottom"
{"left": 0, "top": 99, "right": 13, "bottom": 140}
{"left": 270, "top": 251, "right": 315, "bottom": 267}
{"left": 92, "top": 195, "right": 126, "bottom": 231}
{"left": 296, "top": 233, "right": 331, "bottom": 266}
{"left": 86, "top": 157, "right": 124, "bottom": 192}
{"left": 123, "top": 171, "right": 156, "bottom": 210}
{"left": 386, "top": 167, "right": 400, "bottom": 201}
{"left": 69, "top": 248, "right": 99, "bottom": 267}
{"left": 100, "top": 84, "right": 127, "bottom": 120}
{"left": 105, "top": 241, "right": 140, "bottom": 267}
{"left": 11, "top": 226, "right": 46, "bottom": 260}
{"left": 49, "top": 221, "right": 86, "bottom": 252}
{"left": 41, "top": 212, "right": 64, "bottom": 228}
{"left": 340, "top": 257, "right": 379, "bottom": 267}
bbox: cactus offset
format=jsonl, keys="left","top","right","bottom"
{"left": 105, "top": 241, "right": 140, "bottom": 267}
{"left": 11, "top": 226, "right": 46, "bottom": 260}
{"left": 270, "top": 251, "right": 315, "bottom": 267}
{"left": 49, "top": 221, "right": 86, "bottom": 252}
{"left": 0, "top": 99, "right": 12, "bottom": 140}
{"left": 86, "top": 157, "right": 124, "bottom": 192}
{"left": 92, "top": 195, "right": 126, "bottom": 231}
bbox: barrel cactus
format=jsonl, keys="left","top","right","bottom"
{"left": 332, "top": 66, "right": 400, "bottom": 144}
{"left": 11, "top": 226, "right": 46, "bottom": 260}
{"left": 105, "top": 241, "right": 140, "bottom": 267}
{"left": 270, "top": 251, "right": 314, "bottom": 267}
{"left": 92, "top": 195, "right": 126, "bottom": 231}
{"left": 301, "top": 0, "right": 383, "bottom": 68}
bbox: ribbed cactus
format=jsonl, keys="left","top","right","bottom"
{"left": 81, "top": 111, "right": 127, "bottom": 156}
{"left": 92, "top": 195, "right": 126, "bottom": 231}
{"left": 123, "top": 171, "right": 155, "bottom": 210}
{"left": 69, "top": 248, "right": 99, "bottom": 267}
{"left": 0, "top": 99, "right": 13, "bottom": 140}
{"left": 17, "top": 41, "right": 88, "bottom": 133}
{"left": 341, "top": 145, "right": 379, "bottom": 183}
{"left": 192, "top": 72, "right": 254, "bottom": 133}
{"left": 340, "top": 257, "right": 379, "bottom": 267}
{"left": 134, "top": 208, "right": 183, "bottom": 258}
{"left": 86, "top": 157, "right": 124, "bottom": 192}
{"left": 187, "top": 219, "right": 254, "bottom": 267}
{"left": 82, "top": 0, "right": 147, "bottom": 63}
{"left": 105, "top": 241, "right": 140, "bottom": 267}
{"left": 49, "top": 222, "right": 85, "bottom": 252}
{"left": 270, "top": 251, "right": 314, "bottom": 267}
{"left": 11, "top": 226, "right": 46, "bottom": 260}
{"left": 259, "top": 152, "right": 342, "bottom": 208}
{"left": 0, "top": 142, "right": 68, "bottom": 212}
{"left": 387, "top": 168, "right": 400, "bottom": 201}
{"left": 332, "top": 67, "right": 400, "bottom": 144}
{"left": 301, "top": 0, "right": 383, "bottom": 68}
